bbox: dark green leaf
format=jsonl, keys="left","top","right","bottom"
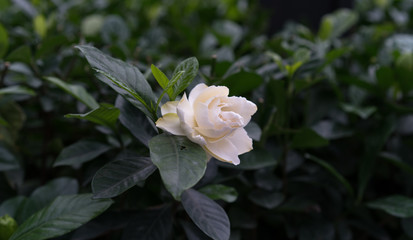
{"left": 101, "top": 15, "right": 130, "bottom": 44}
{"left": 9, "top": 194, "right": 113, "bottom": 240}
{"left": 217, "top": 148, "right": 276, "bottom": 170}
{"left": 0, "top": 86, "right": 35, "bottom": 96}
{"left": 121, "top": 205, "right": 172, "bottom": 240}
{"left": 5, "top": 46, "right": 31, "bottom": 64}
{"left": 292, "top": 128, "right": 329, "bottom": 149}
{"left": 171, "top": 57, "right": 199, "bottom": 100}
{"left": 0, "top": 23, "right": 8, "bottom": 58}
{"left": 306, "top": 154, "right": 354, "bottom": 196}
{"left": 248, "top": 190, "right": 284, "bottom": 209}
{"left": 0, "top": 144, "right": 20, "bottom": 171}
{"left": 221, "top": 70, "right": 263, "bottom": 96}
{"left": 0, "top": 196, "right": 27, "bottom": 220}
{"left": 357, "top": 116, "right": 395, "bottom": 203}
{"left": 53, "top": 140, "right": 112, "bottom": 167}
{"left": 244, "top": 121, "right": 262, "bottom": 141}
{"left": 199, "top": 184, "right": 238, "bottom": 203}
{"left": 182, "top": 189, "right": 230, "bottom": 240}
{"left": 401, "top": 217, "right": 413, "bottom": 238}
{"left": 45, "top": 77, "right": 99, "bottom": 109}
{"left": 92, "top": 157, "right": 156, "bottom": 199}
{"left": 65, "top": 103, "right": 120, "bottom": 129}
{"left": 367, "top": 195, "right": 413, "bottom": 218}
{"left": 76, "top": 45, "right": 156, "bottom": 120}
{"left": 149, "top": 134, "right": 207, "bottom": 200}
{"left": 379, "top": 152, "right": 413, "bottom": 176}
{"left": 149, "top": 134, "right": 207, "bottom": 199}
{"left": 341, "top": 103, "right": 377, "bottom": 119}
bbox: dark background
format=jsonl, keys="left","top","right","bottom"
{"left": 260, "top": 0, "right": 355, "bottom": 34}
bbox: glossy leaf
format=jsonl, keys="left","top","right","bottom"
{"left": 65, "top": 103, "right": 120, "bottom": 130}
{"left": 367, "top": 195, "right": 413, "bottom": 218}
{"left": 6, "top": 45, "right": 32, "bottom": 64}
{"left": 149, "top": 134, "right": 207, "bottom": 200}
{"left": 0, "top": 215, "right": 17, "bottom": 240}
{"left": 182, "top": 189, "right": 230, "bottom": 240}
{"left": 45, "top": 77, "right": 99, "bottom": 109}
{"left": 199, "top": 184, "right": 238, "bottom": 203}
{"left": 92, "top": 157, "right": 157, "bottom": 199}
{"left": 0, "top": 86, "right": 35, "bottom": 96}
{"left": 33, "top": 14, "right": 47, "bottom": 38}
{"left": 115, "top": 96, "right": 157, "bottom": 147}
{"left": 53, "top": 140, "right": 112, "bottom": 167}
{"left": 151, "top": 64, "right": 173, "bottom": 99}
{"left": 9, "top": 194, "right": 113, "bottom": 240}
{"left": 76, "top": 45, "right": 156, "bottom": 120}
{"left": 170, "top": 57, "right": 199, "bottom": 100}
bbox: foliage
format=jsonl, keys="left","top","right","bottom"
{"left": 1, "top": 0, "right": 413, "bottom": 239}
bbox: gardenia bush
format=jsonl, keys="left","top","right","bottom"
{"left": 2, "top": 0, "right": 413, "bottom": 239}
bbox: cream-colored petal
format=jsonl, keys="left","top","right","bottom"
{"left": 204, "top": 138, "right": 240, "bottom": 165}
{"left": 195, "top": 85, "right": 229, "bottom": 104}
{"left": 155, "top": 113, "right": 185, "bottom": 136}
{"left": 222, "top": 97, "right": 257, "bottom": 126}
{"left": 161, "top": 101, "right": 179, "bottom": 115}
{"left": 188, "top": 83, "right": 208, "bottom": 104}
{"left": 227, "top": 128, "right": 253, "bottom": 155}
{"left": 177, "top": 93, "right": 196, "bottom": 129}
{"left": 194, "top": 102, "right": 215, "bottom": 129}
{"left": 195, "top": 126, "right": 232, "bottom": 140}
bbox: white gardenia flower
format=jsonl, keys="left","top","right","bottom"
{"left": 156, "top": 83, "right": 257, "bottom": 165}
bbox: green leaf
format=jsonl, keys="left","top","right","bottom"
{"left": 0, "top": 196, "right": 27, "bottom": 220}
{"left": 199, "top": 184, "right": 238, "bottom": 203}
{"left": 221, "top": 70, "right": 263, "bottom": 96}
{"left": 379, "top": 152, "right": 413, "bottom": 176}
{"left": 149, "top": 134, "right": 207, "bottom": 200}
{"left": 318, "top": 9, "right": 358, "bottom": 40}
{"left": 0, "top": 215, "right": 17, "bottom": 240}
{"left": 53, "top": 140, "right": 112, "bottom": 167}
{"left": 151, "top": 64, "right": 172, "bottom": 99}
{"left": 357, "top": 116, "right": 395, "bottom": 203}
{"left": 182, "top": 189, "right": 230, "bottom": 240}
{"left": 217, "top": 148, "right": 276, "bottom": 170}
{"left": 121, "top": 206, "right": 172, "bottom": 240}
{"left": 0, "top": 86, "right": 35, "bottom": 96}
{"left": 305, "top": 154, "right": 354, "bottom": 196}
{"left": 244, "top": 121, "right": 262, "bottom": 141}
{"left": 115, "top": 96, "right": 157, "bottom": 147}
{"left": 92, "top": 157, "right": 157, "bottom": 199}
{"left": 248, "top": 190, "right": 284, "bottom": 209}
{"left": 367, "top": 195, "right": 413, "bottom": 218}
{"left": 76, "top": 45, "right": 156, "bottom": 120}
{"left": 0, "top": 144, "right": 20, "bottom": 171}
{"left": 9, "top": 194, "right": 113, "bottom": 240}
{"left": 0, "top": 23, "right": 8, "bottom": 58}
{"left": 170, "top": 57, "right": 199, "bottom": 100}
{"left": 6, "top": 45, "right": 31, "bottom": 64}
{"left": 101, "top": 15, "right": 130, "bottom": 44}
{"left": 292, "top": 128, "right": 329, "bottom": 149}
{"left": 45, "top": 77, "right": 99, "bottom": 109}
{"left": 33, "top": 14, "right": 47, "bottom": 38}
{"left": 29, "top": 178, "right": 79, "bottom": 212}
{"left": 65, "top": 103, "right": 120, "bottom": 130}
{"left": 341, "top": 103, "right": 377, "bottom": 119}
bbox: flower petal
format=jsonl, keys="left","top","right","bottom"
{"left": 204, "top": 138, "right": 240, "bottom": 165}
{"left": 227, "top": 128, "right": 253, "bottom": 155}
{"left": 195, "top": 85, "right": 229, "bottom": 104}
{"left": 177, "top": 94, "right": 207, "bottom": 145}
{"left": 222, "top": 97, "right": 257, "bottom": 126}
{"left": 161, "top": 101, "right": 179, "bottom": 115}
{"left": 188, "top": 83, "right": 208, "bottom": 104}
{"left": 155, "top": 113, "right": 185, "bottom": 136}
